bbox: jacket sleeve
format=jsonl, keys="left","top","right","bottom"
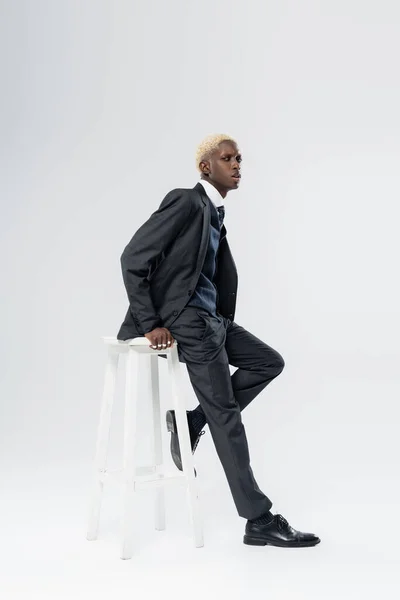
{"left": 120, "top": 189, "right": 192, "bottom": 334}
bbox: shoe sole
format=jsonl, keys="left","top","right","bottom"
{"left": 243, "top": 535, "right": 321, "bottom": 548}
{"left": 166, "top": 410, "right": 177, "bottom": 434}
{"left": 166, "top": 410, "right": 197, "bottom": 477}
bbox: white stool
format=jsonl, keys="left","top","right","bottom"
{"left": 86, "top": 336, "right": 204, "bottom": 559}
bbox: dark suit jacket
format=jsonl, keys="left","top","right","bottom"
{"left": 117, "top": 182, "right": 238, "bottom": 340}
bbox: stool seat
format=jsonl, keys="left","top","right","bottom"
{"left": 103, "top": 335, "right": 163, "bottom": 350}
{"left": 86, "top": 336, "right": 204, "bottom": 559}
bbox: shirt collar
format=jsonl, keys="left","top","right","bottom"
{"left": 198, "top": 179, "right": 225, "bottom": 208}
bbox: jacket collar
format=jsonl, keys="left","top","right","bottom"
{"left": 194, "top": 181, "right": 208, "bottom": 206}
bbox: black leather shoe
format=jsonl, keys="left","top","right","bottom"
{"left": 244, "top": 514, "right": 320, "bottom": 548}
{"left": 166, "top": 409, "right": 205, "bottom": 471}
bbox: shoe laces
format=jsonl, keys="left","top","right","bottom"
{"left": 192, "top": 430, "right": 205, "bottom": 453}
{"left": 276, "top": 514, "right": 289, "bottom": 531}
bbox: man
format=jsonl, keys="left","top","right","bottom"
{"left": 117, "top": 134, "right": 320, "bottom": 548}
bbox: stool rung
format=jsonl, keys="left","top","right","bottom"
{"left": 98, "top": 467, "right": 187, "bottom": 488}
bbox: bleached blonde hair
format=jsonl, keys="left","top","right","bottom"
{"left": 195, "top": 133, "right": 238, "bottom": 173}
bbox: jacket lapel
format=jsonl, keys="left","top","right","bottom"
{"left": 194, "top": 182, "right": 228, "bottom": 241}
{"left": 193, "top": 183, "right": 212, "bottom": 276}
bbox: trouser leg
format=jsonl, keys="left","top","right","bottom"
{"left": 169, "top": 307, "right": 272, "bottom": 520}
{"left": 194, "top": 315, "right": 285, "bottom": 421}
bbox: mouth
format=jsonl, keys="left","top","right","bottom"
{"left": 232, "top": 173, "right": 241, "bottom": 180}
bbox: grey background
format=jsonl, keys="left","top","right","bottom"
{"left": 1, "top": 0, "right": 399, "bottom": 598}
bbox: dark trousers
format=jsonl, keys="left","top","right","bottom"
{"left": 168, "top": 306, "right": 285, "bottom": 520}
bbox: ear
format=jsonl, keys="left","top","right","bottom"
{"left": 199, "top": 160, "right": 210, "bottom": 176}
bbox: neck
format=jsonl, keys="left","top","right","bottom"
{"left": 201, "top": 177, "right": 227, "bottom": 199}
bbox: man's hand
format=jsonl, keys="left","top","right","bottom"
{"left": 144, "top": 327, "right": 175, "bottom": 350}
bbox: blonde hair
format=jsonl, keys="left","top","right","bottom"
{"left": 195, "top": 133, "right": 237, "bottom": 173}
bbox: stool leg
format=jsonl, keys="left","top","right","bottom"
{"left": 121, "top": 348, "right": 139, "bottom": 560}
{"left": 87, "top": 348, "right": 119, "bottom": 541}
{"left": 150, "top": 354, "right": 166, "bottom": 531}
{"left": 168, "top": 348, "right": 204, "bottom": 548}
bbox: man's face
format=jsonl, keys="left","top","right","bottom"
{"left": 200, "top": 141, "right": 242, "bottom": 196}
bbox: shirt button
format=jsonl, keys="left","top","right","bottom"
{"left": 173, "top": 310, "right": 178, "bottom": 316}
{"left": 188, "top": 290, "right": 192, "bottom": 295}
